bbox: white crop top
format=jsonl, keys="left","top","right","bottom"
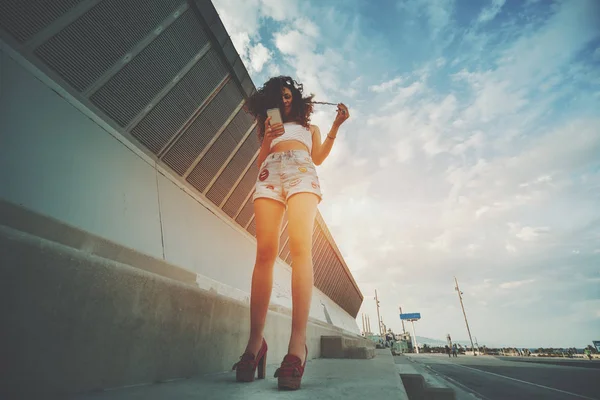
{"left": 270, "top": 122, "right": 313, "bottom": 154}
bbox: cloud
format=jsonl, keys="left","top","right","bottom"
{"left": 214, "top": 0, "right": 600, "bottom": 348}
{"left": 454, "top": 0, "right": 600, "bottom": 126}
{"left": 259, "top": 0, "right": 298, "bottom": 21}
{"left": 248, "top": 43, "right": 272, "bottom": 73}
{"left": 272, "top": 23, "right": 346, "bottom": 98}
{"left": 369, "top": 77, "right": 404, "bottom": 93}
{"left": 477, "top": 0, "right": 506, "bottom": 24}
{"left": 505, "top": 242, "right": 517, "bottom": 253}
{"left": 395, "top": 140, "right": 413, "bottom": 163}
{"left": 499, "top": 279, "right": 535, "bottom": 289}
{"left": 508, "top": 223, "right": 550, "bottom": 241}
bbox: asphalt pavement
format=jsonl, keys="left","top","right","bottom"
{"left": 400, "top": 354, "right": 600, "bottom": 400}
{"left": 498, "top": 356, "right": 600, "bottom": 369}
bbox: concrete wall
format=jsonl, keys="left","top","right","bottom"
{"left": 0, "top": 224, "right": 364, "bottom": 397}
{"left": 0, "top": 43, "right": 359, "bottom": 334}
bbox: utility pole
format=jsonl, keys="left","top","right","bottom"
{"left": 399, "top": 306, "right": 406, "bottom": 334}
{"left": 410, "top": 320, "right": 419, "bottom": 354}
{"left": 454, "top": 277, "right": 476, "bottom": 356}
{"left": 361, "top": 313, "right": 366, "bottom": 335}
{"left": 375, "top": 290, "right": 382, "bottom": 336}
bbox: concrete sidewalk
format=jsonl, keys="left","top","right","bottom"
{"left": 76, "top": 349, "right": 408, "bottom": 400}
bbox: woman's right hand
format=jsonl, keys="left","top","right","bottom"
{"left": 264, "top": 116, "right": 284, "bottom": 143}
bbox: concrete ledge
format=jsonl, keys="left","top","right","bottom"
{"left": 0, "top": 224, "right": 363, "bottom": 398}
{"left": 321, "top": 336, "right": 375, "bottom": 359}
{"left": 0, "top": 198, "right": 197, "bottom": 286}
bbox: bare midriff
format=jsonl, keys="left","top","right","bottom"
{"left": 270, "top": 139, "right": 310, "bottom": 154}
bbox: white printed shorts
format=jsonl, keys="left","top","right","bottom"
{"left": 253, "top": 150, "right": 322, "bottom": 205}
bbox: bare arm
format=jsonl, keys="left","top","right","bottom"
{"left": 311, "top": 103, "right": 350, "bottom": 166}
{"left": 311, "top": 124, "right": 339, "bottom": 166}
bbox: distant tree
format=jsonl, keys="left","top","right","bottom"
{"left": 422, "top": 344, "right": 430, "bottom": 353}
{"left": 586, "top": 345, "right": 598, "bottom": 354}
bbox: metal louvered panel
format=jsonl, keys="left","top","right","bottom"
{"left": 321, "top": 260, "right": 334, "bottom": 297}
{"left": 280, "top": 240, "right": 291, "bottom": 261}
{"left": 324, "top": 254, "right": 338, "bottom": 293}
{"left": 205, "top": 133, "right": 257, "bottom": 206}
{"left": 314, "top": 254, "right": 327, "bottom": 288}
{"left": 312, "top": 231, "right": 326, "bottom": 266}
{"left": 186, "top": 126, "right": 238, "bottom": 192}
{"left": 90, "top": 9, "right": 208, "bottom": 127}
{"left": 198, "top": 80, "right": 244, "bottom": 134}
{"left": 0, "top": 0, "right": 85, "bottom": 43}
{"left": 329, "top": 260, "right": 342, "bottom": 299}
{"left": 312, "top": 237, "right": 326, "bottom": 277}
{"left": 340, "top": 285, "right": 349, "bottom": 309}
{"left": 246, "top": 218, "right": 257, "bottom": 237}
{"left": 333, "top": 264, "right": 344, "bottom": 303}
{"left": 278, "top": 226, "right": 289, "bottom": 254}
{"left": 249, "top": 128, "right": 260, "bottom": 152}
{"left": 281, "top": 213, "right": 289, "bottom": 232}
{"left": 163, "top": 114, "right": 212, "bottom": 175}
{"left": 279, "top": 238, "right": 290, "bottom": 258}
{"left": 162, "top": 79, "right": 241, "bottom": 176}
{"left": 34, "top": 0, "right": 184, "bottom": 92}
{"left": 235, "top": 194, "right": 254, "bottom": 227}
{"left": 318, "top": 242, "right": 334, "bottom": 274}
{"left": 315, "top": 243, "right": 333, "bottom": 287}
{"left": 227, "top": 109, "right": 254, "bottom": 140}
{"left": 315, "top": 228, "right": 329, "bottom": 259}
{"left": 310, "top": 225, "right": 321, "bottom": 254}
{"left": 336, "top": 265, "right": 346, "bottom": 304}
{"left": 318, "top": 239, "right": 334, "bottom": 274}
{"left": 317, "top": 253, "right": 333, "bottom": 288}
{"left": 130, "top": 48, "right": 227, "bottom": 154}
{"left": 222, "top": 163, "right": 258, "bottom": 217}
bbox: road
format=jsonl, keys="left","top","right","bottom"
{"left": 401, "top": 354, "right": 600, "bottom": 400}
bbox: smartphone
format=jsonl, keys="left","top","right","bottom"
{"left": 266, "top": 108, "right": 284, "bottom": 127}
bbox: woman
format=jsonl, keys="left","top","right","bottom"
{"left": 231, "top": 76, "right": 349, "bottom": 390}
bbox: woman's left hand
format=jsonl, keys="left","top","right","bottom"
{"left": 334, "top": 103, "right": 350, "bottom": 127}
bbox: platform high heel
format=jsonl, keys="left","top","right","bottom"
{"left": 274, "top": 344, "right": 308, "bottom": 390}
{"left": 232, "top": 338, "right": 268, "bottom": 382}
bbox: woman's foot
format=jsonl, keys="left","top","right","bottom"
{"left": 244, "top": 336, "right": 264, "bottom": 359}
{"left": 232, "top": 338, "right": 268, "bottom": 382}
{"left": 274, "top": 344, "right": 308, "bottom": 390}
{"left": 287, "top": 342, "right": 307, "bottom": 364}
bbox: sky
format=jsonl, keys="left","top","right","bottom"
{"left": 211, "top": 0, "right": 600, "bottom": 348}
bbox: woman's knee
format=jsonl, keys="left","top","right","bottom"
{"left": 255, "top": 244, "right": 278, "bottom": 266}
{"left": 288, "top": 240, "right": 312, "bottom": 260}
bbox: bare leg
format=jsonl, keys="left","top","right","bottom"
{"left": 245, "top": 198, "right": 286, "bottom": 356}
{"left": 286, "top": 193, "right": 319, "bottom": 363}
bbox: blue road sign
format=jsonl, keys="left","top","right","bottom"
{"left": 400, "top": 313, "right": 421, "bottom": 320}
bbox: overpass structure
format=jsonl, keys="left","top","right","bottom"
{"left": 0, "top": 0, "right": 364, "bottom": 396}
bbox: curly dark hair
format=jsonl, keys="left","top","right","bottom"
{"left": 244, "top": 76, "right": 315, "bottom": 141}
